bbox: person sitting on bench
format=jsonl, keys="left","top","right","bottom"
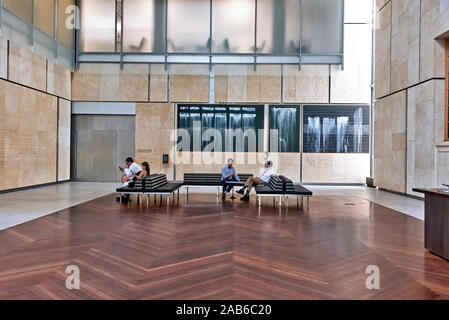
{"left": 116, "top": 157, "right": 143, "bottom": 203}
{"left": 221, "top": 158, "right": 240, "bottom": 200}
{"left": 133, "top": 161, "right": 150, "bottom": 179}
{"left": 119, "top": 157, "right": 142, "bottom": 186}
{"left": 237, "top": 161, "right": 275, "bottom": 201}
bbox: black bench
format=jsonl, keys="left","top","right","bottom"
{"left": 255, "top": 175, "right": 313, "bottom": 209}
{"left": 183, "top": 173, "right": 253, "bottom": 198}
{"left": 116, "top": 174, "right": 183, "bottom": 205}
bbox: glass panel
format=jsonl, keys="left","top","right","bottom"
{"left": 303, "top": 105, "right": 370, "bottom": 154}
{"left": 302, "top": 0, "right": 343, "bottom": 54}
{"left": 123, "top": 0, "right": 165, "bottom": 53}
{"left": 257, "top": 0, "right": 300, "bottom": 54}
{"left": 212, "top": 0, "right": 255, "bottom": 53}
{"left": 58, "top": 0, "right": 76, "bottom": 48}
{"left": 35, "top": 0, "right": 55, "bottom": 37}
{"left": 167, "top": 0, "right": 210, "bottom": 53}
{"left": 3, "top": 0, "right": 33, "bottom": 23}
{"left": 80, "top": 0, "right": 116, "bottom": 52}
{"left": 270, "top": 107, "right": 299, "bottom": 152}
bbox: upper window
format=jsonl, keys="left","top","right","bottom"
{"left": 303, "top": 105, "right": 370, "bottom": 153}
{"left": 177, "top": 105, "right": 264, "bottom": 152}
{"left": 78, "top": 0, "right": 344, "bottom": 60}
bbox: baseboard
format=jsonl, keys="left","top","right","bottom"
{"left": 0, "top": 180, "right": 70, "bottom": 195}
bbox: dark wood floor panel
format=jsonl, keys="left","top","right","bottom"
{"left": 0, "top": 193, "right": 448, "bottom": 299}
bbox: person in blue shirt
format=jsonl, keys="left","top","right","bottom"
{"left": 221, "top": 158, "right": 240, "bottom": 200}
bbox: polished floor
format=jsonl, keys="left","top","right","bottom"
{"left": 0, "top": 191, "right": 447, "bottom": 300}
{"left": 0, "top": 183, "right": 116, "bottom": 231}
{"left": 0, "top": 183, "right": 424, "bottom": 231}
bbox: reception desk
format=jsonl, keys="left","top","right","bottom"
{"left": 413, "top": 188, "right": 449, "bottom": 260}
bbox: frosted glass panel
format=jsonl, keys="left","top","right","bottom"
{"left": 3, "top": 0, "right": 33, "bottom": 23}
{"left": 35, "top": 0, "right": 55, "bottom": 36}
{"left": 167, "top": 0, "right": 210, "bottom": 53}
{"left": 80, "top": 0, "right": 116, "bottom": 52}
{"left": 58, "top": 0, "right": 76, "bottom": 48}
{"left": 123, "top": 0, "right": 165, "bottom": 53}
{"left": 212, "top": 0, "right": 255, "bottom": 53}
{"left": 257, "top": 0, "right": 300, "bottom": 54}
{"left": 302, "top": 0, "right": 343, "bottom": 54}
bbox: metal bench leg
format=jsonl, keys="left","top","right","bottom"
{"left": 120, "top": 196, "right": 122, "bottom": 204}
{"left": 297, "top": 196, "right": 299, "bottom": 208}
{"left": 147, "top": 195, "right": 149, "bottom": 206}
{"left": 279, "top": 196, "right": 282, "bottom": 208}
{"left": 258, "top": 196, "right": 261, "bottom": 207}
{"left": 177, "top": 189, "right": 180, "bottom": 203}
{"left": 273, "top": 197, "right": 275, "bottom": 207}
{"left": 166, "top": 195, "right": 170, "bottom": 206}
{"left": 307, "top": 197, "right": 310, "bottom": 211}
{"left": 217, "top": 187, "right": 220, "bottom": 197}
{"left": 154, "top": 194, "right": 156, "bottom": 205}
{"left": 286, "top": 196, "right": 288, "bottom": 208}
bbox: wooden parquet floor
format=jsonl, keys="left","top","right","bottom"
{"left": 0, "top": 193, "right": 448, "bottom": 300}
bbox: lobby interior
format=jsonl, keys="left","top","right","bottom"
{"left": 1, "top": 0, "right": 449, "bottom": 300}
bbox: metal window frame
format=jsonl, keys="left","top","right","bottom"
{"left": 1, "top": 3, "right": 75, "bottom": 70}
{"left": 75, "top": 0, "right": 344, "bottom": 68}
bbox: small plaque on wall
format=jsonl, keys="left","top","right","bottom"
{"left": 162, "top": 154, "right": 169, "bottom": 164}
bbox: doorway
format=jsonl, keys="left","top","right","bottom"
{"left": 71, "top": 115, "right": 135, "bottom": 182}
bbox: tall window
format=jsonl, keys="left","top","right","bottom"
{"left": 303, "top": 105, "right": 370, "bottom": 153}
{"left": 177, "top": 105, "right": 264, "bottom": 152}
{"left": 269, "top": 106, "right": 300, "bottom": 152}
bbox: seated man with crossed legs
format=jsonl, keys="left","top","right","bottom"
{"left": 237, "top": 161, "right": 276, "bottom": 201}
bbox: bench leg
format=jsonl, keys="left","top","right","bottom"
{"left": 273, "top": 197, "right": 275, "bottom": 207}
{"left": 177, "top": 189, "right": 180, "bottom": 203}
{"left": 120, "top": 196, "right": 122, "bottom": 204}
{"left": 154, "top": 194, "right": 156, "bottom": 205}
{"left": 147, "top": 195, "right": 149, "bottom": 206}
{"left": 166, "top": 195, "right": 170, "bottom": 206}
{"left": 286, "top": 196, "right": 289, "bottom": 208}
{"left": 279, "top": 196, "right": 282, "bottom": 208}
{"left": 217, "top": 187, "right": 220, "bottom": 197}
{"left": 258, "top": 196, "right": 261, "bottom": 207}
{"left": 297, "top": 196, "right": 299, "bottom": 208}
{"left": 307, "top": 197, "right": 310, "bottom": 211}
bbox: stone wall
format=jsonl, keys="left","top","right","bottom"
{"left": 81, "top": 0, "right": 373, "bottom": 184}
{"left": 374, "top": 0, "right": 449, "bottom": 195}
{"left": 0, "top": 39, "right": 72, "bottom": 191}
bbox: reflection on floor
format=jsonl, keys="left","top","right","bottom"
{"left": 0, "top": 193, "right": 446, "bottom": 300}
{"left": 0, "top": 183, "right": 425, "bottom": 231}
{"left": 0, "top": 183, "right": 116, "bottom": 231}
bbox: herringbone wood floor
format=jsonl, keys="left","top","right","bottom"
{"left": 0, "top": 193, "right": 448, "bottom": 300}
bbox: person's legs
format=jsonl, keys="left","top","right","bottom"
{"left": 237, "top": 177, "right": 252, "bottom": 194}
{"left": 240, "top": 177, "right": 265, "bottom": 201}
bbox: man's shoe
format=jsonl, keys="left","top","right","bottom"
{"left": 221, "top": 192, "right": 226, "bottom": 200}
{"left": 240, "top": 195, "right": 250, "bottom": 201}
{"left": 236, "top": 189, "right": 245, "bottom": 195}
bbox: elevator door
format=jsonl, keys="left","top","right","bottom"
{"left": 72, "top": 115, "right": 135, "bottom": 182}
